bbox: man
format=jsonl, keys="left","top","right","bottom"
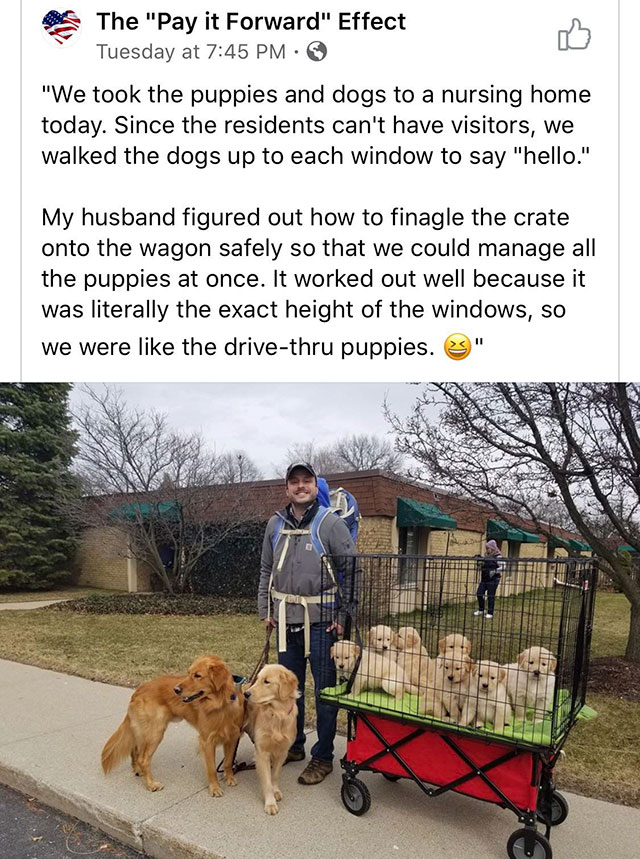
{"left": 258, "top": 462, "right": 355, "bottom": 785}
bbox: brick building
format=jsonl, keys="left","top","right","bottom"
{"left": 73, "top": 470, "right": 589, "bottom": 595}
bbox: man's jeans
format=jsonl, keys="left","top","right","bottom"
{"left": 277, "top": 623, "right": 337, "bottom": 762}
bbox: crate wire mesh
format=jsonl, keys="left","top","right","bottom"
{"left": 319, "top": 554, "right": 597, "bottom": 751}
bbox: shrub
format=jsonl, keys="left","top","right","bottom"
{"left": 48, "top": 593, "right": 256, "bottom": 616}
{"left": 190, "top": 521, "right": 264, "bottom": 598}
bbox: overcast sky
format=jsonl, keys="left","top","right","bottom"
{"left": 70, "top": 383, "right": 425, "bottom": 478}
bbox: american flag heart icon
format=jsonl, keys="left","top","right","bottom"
{"left": 42, "top": 10, "right": 81, "bottom": 45}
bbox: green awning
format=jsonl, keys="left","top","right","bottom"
{"left": 487, "top": 520, "right": 523, "bottom": 542}
{"left": 618, "top": 544, "right": 638, "bottom": 554}
{"left": 548, "top": 534, "right": 571, "bottom": 551}
{"left": 569, "top": 538, "right": 591, "bottom": 552}
{"left": 396, "top": 498, "right": 457, "bottom": 530}
{"left": 109, "top": 500, "right": 180, "bottom": 521}
{"left": 487, "top": 519, "right": 539, "bottom": 543}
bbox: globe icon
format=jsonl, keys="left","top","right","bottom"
{"left": 307, "top": 41, "right": 327, "bottom": 62}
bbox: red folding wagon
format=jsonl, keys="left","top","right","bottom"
{"left": 319, "top": 554, "right": 597, "bottom": 859}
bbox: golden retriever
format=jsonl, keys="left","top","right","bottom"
{"left": 425, "top": 653, "right": 474, "bottom": 723}
{"left": 395, "top": 626, "right": 434, "bottom": 689}
{"left": 243, "top": 664, "right": 299, "bottom": 815}
{"left": 101, "top": 655, "right": 244, "bottom": 796}
{"left": 438, "top": 633, "right": 472, "bottom": 657}
{"left": 368, "top": 624, "right": 396, "bottom": 653}
{"left": 465, "top": 660, "right": 513, "bottom": 730}
{"left": 331, "top": 639, "right": 419, "bottom": 700}
{"left": 503, "top": 647, "right": 557, "bottom": 723}
{"left": 396, "top": 626, "right": 422, "bottom": 652}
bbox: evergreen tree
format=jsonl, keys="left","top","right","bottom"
{"left": 0, "top": 383, "right": 79, "bottom": 589}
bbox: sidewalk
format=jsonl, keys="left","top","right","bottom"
{"left": 0, "top": 658, "right": 638, "bottom": 859}
{"left": 0, "top": 599, "right": 71, "bottom": 611}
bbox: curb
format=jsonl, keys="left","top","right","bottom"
{"left": 0, "top": 761, "right": 145, "bottom": 853}
{"left": 0, "top": 759, "right": 233, "bottom": 859}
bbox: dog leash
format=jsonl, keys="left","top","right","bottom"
{"left": 218, "top": 625, "right": 273, "bottom": 774}
{"left": 247, "top": 624, "right": 273, "bottom": 686}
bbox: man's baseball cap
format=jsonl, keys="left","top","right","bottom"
{"left": 285, "top": 461, "right": 317, "bottom": 482}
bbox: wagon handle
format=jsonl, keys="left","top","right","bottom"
{"left": 553, "top": 575, "right": 589, "bottom": 591}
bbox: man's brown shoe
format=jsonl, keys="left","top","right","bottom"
{"left": 285, "top": 748, "right": 305, "bottom": 765}
{"left": 297, "top": 758, "right": 333, "bottom": 785}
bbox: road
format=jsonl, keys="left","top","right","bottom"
{"left": 0, "top": 783, "right": 142, "bottom": 859}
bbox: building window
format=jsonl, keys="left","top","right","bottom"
{"left": 507, "top": 541, "right": 521, "bottom": 559}
{"left": 399, "top": 526, "right": 418, "bottom": 555}
{"left": 399, "top": 527, "right": 419, "bottom": 585}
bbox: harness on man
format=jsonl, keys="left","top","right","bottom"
{"left": 269, "top": 506, "right": 338, "bottom": 657}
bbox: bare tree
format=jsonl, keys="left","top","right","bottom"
{"left": 73, "top": 386, "right": 255, "bottom": 594}
{"left": 217, "top": 451, "right": 263, "bottom": 484}
{"left": 333, "top": 433, "right": 403, "bottom": 472}
{"left": 276, "top": 434, "right": 402, "bottom": 478}
{"left": 386, "top": 383, "right": 640, "bottom": 662}
{"left": 276, "top": 441, "right": 343, "bottom": 478}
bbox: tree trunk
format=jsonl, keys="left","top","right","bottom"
{"left": 602, "top": 560, "right": 640, "bottom": 663}
{"left": 625, "top": 597, "right": 640, "bottom": 663}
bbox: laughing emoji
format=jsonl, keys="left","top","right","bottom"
{"left": 444, "top": 333, "right": 471, "bottom": 360}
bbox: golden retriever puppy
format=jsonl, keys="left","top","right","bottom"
{"left": 429, "top": 653, "right": 474, "bottom": 723}
{"left": 396, "top": 626, "right": 422, "bottom": 652}
{"left": 243, "top": 664, "right": 299, "bottom": 815}
{"left": 466, "top": 660, "right": 513, "bottom": 730}
{"left": 395, "top": 626, "right": 434, "bottom": 689}
{"left": 416, "top": 683, "right": 445, "bottom": 720}
{"left": 504, "top": 647, "right": 557, "bottom": 723}
{"left": 101, "top": 655, "right": 244, "bottom": 796}
{"left": 438, "top": 633, "right": 472, "bottom": 657}
{"left": 368, "top": 624, "right": 397, "bottom": 654}
{"left": 331, "top": 640, "right": 419, "bottom": 700}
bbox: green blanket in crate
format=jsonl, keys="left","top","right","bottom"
{"left": 321, "top": 683, "right": 597, "bottom": 747}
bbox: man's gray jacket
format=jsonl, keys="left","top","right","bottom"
{"left": 258, "top": 503, "right": 356, "bottom": 629}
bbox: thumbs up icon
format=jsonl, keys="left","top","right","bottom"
{"left": 558, "top": 19, "right": 591, "bottom": 51}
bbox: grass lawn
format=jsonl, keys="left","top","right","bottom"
{"left": 0, "top": 592, "right": 636, "bottom": 806}
{"left": 555, "top": 694, "right": 640, "bottom": 807}
{"left": 0, "top": 587, "right": 120, "bottom": 603}
{"left": 0, "top": 611, "right": 265, "bottom": 686}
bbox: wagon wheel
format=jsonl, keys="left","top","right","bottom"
{"left": 537, "top": 790, "right": 569, "bottom": 827}
{"left": 507, "top": 829, "right": 552, "bottom": 859}
{"left": 341, "top": 777, "right": 371, "bottom": 816}
{"left": 382, "top": 773, "right": 401, "bottom": 782}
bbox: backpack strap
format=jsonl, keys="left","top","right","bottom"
{"left": 270, "top": 516, "right": 284, "bottom": 552}
{"left": 310, "top": 508, "right": 336, "bottom": 575}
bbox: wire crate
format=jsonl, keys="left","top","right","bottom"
{"left": 317, "top": 554, "right": 598, "bottom": 859}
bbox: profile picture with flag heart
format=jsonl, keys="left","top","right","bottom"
{"left": 42, "top": 9, "right": 82, "bottom": 47}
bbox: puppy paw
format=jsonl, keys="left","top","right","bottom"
{"left": 265, "top": 800, "right": 279, "bottom": 815}
{"left": 225, "top": 774, "right": 238, "bottom": 787}
{"left": 274, "top": 788, "right": 283, "bottom": 801}
{"left": 475, "top": 720, "right": 484, "bottom": 728}
{"left": 146, "top": 780, "right": 164, "bottom": 792}
{"left": 209, "top": 783, "right": 224, "bottom": 797}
